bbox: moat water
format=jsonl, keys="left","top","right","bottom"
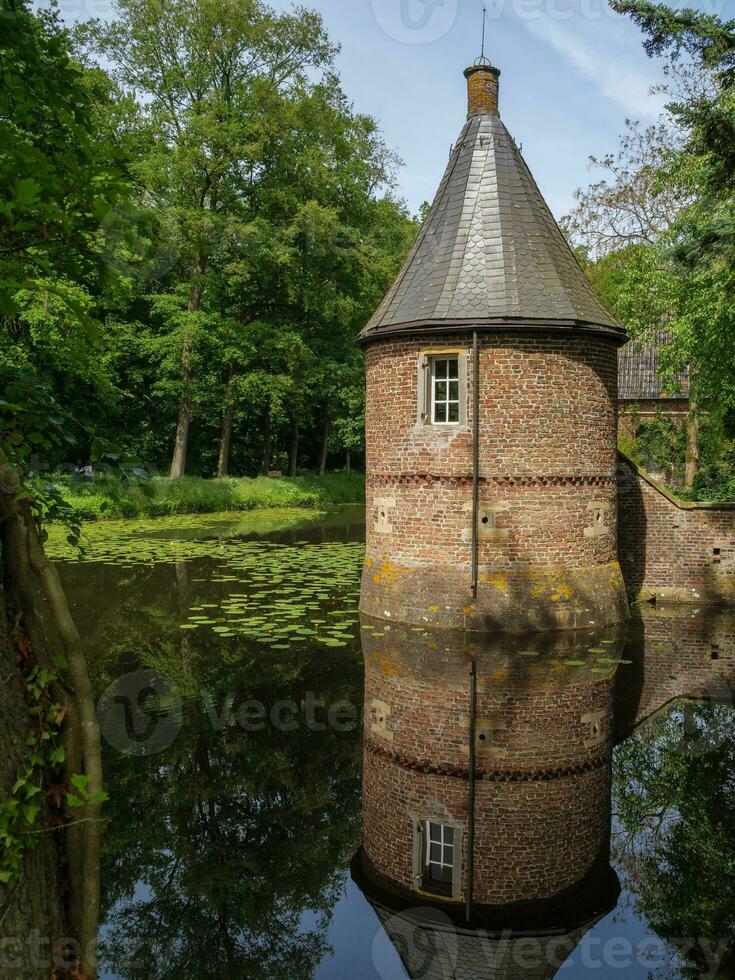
{"left": 43, "top": 508, "right": 735, "bottom": 979}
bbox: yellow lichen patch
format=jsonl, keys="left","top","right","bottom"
{"left": 368, "top": 650, "right": 403, "bottom": 679}
{"left": 485, "top": 574, "right": 509, "bottom": 594}
{"left": 372, "top": 561, "right": 404, "bottom": 585}
{"left": 427, "top": 604, "right": 440, "bottom": 613}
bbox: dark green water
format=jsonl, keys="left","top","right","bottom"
{"left": 49, "top": 509, "right": 735, "bottom": 980}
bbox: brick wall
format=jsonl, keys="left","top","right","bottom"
{"left": 360, "top": 624, "right": 617, "bottom": 912}
{"left": 615, "top": 604, "right": 735, "bottom": 737}
{"left": 356, "top": 606, "right": 735, "bottom": 977}
{"left": 357, "top": 607, "right": 735, "bottom": 925}
{"left": 362, "top": 332, "right": 628, "bottom": 630}
{"left": 618, "top": 455, "right": 735, "bottom": 603}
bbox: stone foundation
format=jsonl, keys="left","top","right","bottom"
{"left": 360, "top": 557, "right": 629, "bottom": 632}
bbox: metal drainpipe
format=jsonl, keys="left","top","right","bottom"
{"left": 466, "top": 656, "right": 478, "bottom": 924}
{"left": 471, "top": 331, "right": 481, "bottom": 599}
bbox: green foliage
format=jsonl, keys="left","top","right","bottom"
{"left": 0, "top": 0, "right": 128, "bottom": 322}
{"left": 45, "top": 471, "right": 364, "bottom": 521}
{"left": 613, "top": 702, "right": 735, "bottom": 978}
{"left": 599, "top": 4, "right": 735, "bottom": 413}
{"left": 624, "top": 411, "right": 687, "bottom": 482}
{"left": 66, "top": 772, "right": 108, "bottom": 810}
{"left": 66, "top": 0, "right": 417, "bottom": 477}
{"left": 0, "top": 664, "right": 65, "bottom": 887}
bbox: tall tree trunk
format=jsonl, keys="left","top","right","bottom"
{"left": 0, "top": 449, "right": 103, "bottom": 978}
{"left": 685, "top": 405, "right": 699, "bottom": 492}
{"left": 260, "top": 403, "right": 272, "bottom": 477}
{"left": 25, "top": 526, "right": 103, "bottom": 980}
{"left": 288, "top": 419, "right": 300, "bottom": 477}
{"left": 318, "top": 411, "right": 330, "bottom": 478}
{"left": 170, "top": 251, "right": 208, "bottom": 479}
{"left": 345, "top": 446, "right": 351, "bottom": 475}
{"left": 217, "top": 362, "right": 236, "bottom": 478}
{"left": 0, "top": 578, "right": 64, "bottom": 980}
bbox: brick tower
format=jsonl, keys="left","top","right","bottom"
{"left": 353, "top": 624, "right": 621, "bottom": 974}
{"left": 360, "top": 63, "right": 630, "bottom": 632}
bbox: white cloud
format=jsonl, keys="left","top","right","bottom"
{"left": 523, "top": 15, "right": 668, "bottom": 120}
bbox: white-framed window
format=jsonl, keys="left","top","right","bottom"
{"left": 424, "top": 821, "right": 455, "bottom": 888}
{"left": 412, "top": 816, "right": 463, "bottom": 898}
{"left": 430, "top": 356, "right": 460, "bottom": 424}
{"left": 416, "top": 350, "right": 468, "bottom": 428}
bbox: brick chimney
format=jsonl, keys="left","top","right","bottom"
{"left": 464, "top": 64, "right": 500, "bottom": 118}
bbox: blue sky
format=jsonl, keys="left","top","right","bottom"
{"left": 54, "top": 0, "right": 730, "bottom": 220}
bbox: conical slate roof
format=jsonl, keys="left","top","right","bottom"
{"left": 360, "top": 80, "right": 625, "bottom": 342}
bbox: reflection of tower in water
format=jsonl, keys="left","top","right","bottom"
{"left": 353, "top": 621, "right": 624, "bottom": 978}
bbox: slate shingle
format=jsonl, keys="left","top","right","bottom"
{"left": 361, "top": 114, "right": 624, "bottom": 340}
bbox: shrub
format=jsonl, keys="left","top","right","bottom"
{"left": 40, "top": 471, "right": 365, "bottom": 522}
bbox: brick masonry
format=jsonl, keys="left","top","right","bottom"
{"left": 464, "top": 65, "right": 501, "bottom": 118}
{"left": 361, "top": 332, "right": 630, "bottom": 631}
{"left": 355, "top": 606, "right": 735, "bottom": 939}
{"left": 618, "top": 455, "right": 735, "bottom": 603}
{"left": 359, "top": 622, "right": 620, "bottom": 916}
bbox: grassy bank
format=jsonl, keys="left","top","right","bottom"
{"left": 42, "top": 471, "right": 365, "bottom": 522}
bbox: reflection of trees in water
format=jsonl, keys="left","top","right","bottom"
{"left": 97, "top": 659, "right": 363, "bottom": 977}
{"left": 613, "top": 703, "right": 735, "bottom": 978}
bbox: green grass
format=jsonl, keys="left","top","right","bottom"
{"left": 41, "top": 470, "right": 365, "bottom": 522}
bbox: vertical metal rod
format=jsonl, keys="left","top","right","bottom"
{"left": 466, "top": 657, "right": 478, "bottom": 924}
{"left": 471, "top": 330, "right": 480, "bottom": 599}
{"left": 481, "top": 6, "right": 487, "bottom": 61}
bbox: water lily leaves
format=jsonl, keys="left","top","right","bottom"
{"left": 48, "top": 511, "right": 366, "bottom": 653}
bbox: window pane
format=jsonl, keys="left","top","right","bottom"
{"left": 447, "top": 358, "right": 459, "bottom": 380}
{"left": 435, "top": 381, "right": 447, "bottom": 401}
{"left": 429, "top": 843, "right": 442, "bottom": 863}
{"left": 429, "top": 823, "right": 442, "bottom": 842}
{"left": 434, "top": 360, "right": 448, "bottom": 379}
{"left": 428, "top": 864, "right": 453, "bottom": 884}
{"left": 448, "top": 402, "right": 459, "bottom": 423}
{"left": 448, "top": 381, "right": 459, "bottom": 401}
{"left": 434, "top": 403, "right": 447, "bottom": 423}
